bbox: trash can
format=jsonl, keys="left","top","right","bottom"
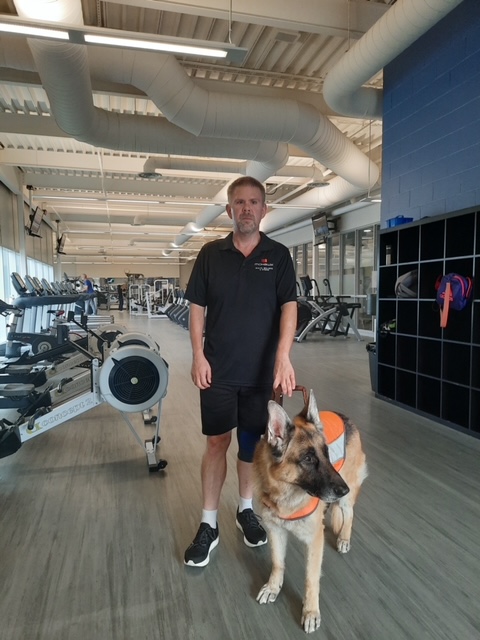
{"left": 366, "top": 342, "right": 377, "bottom": 392}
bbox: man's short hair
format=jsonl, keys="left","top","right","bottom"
{"left": 227, "top": 176, "right": 266, "bottom": 204}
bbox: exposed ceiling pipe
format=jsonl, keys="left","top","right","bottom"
{"left": 12, "top": 1, "right": 292, "bottom": 259}
{"left": 12, "top": 0, "right": 378, "bottom": 249}
{"left": 13, "top": 0, "right": 380, "bottom": 187}
{"left": 11, "top": 0, "right": 461, "bottom": 244}
{"left": 97, "top": 50, "right": 378, "bottom": 192}
{"left": 162, "top": 148, "right": 289, "bottom": 255}
{"left": 12, "top": 0, "right": 380, "bottom": 250}
{"left": 14, "top": 0, "right": 80, "bottom": 21}
{"left": 9, "top": 4, "right": 289, "bottom": 165}
{"left": 261, "top": 176, "right": 368, "bottom": 234}
{"left": 268, "top": 218, "right": 312, "bottom": 239}
{"left": 167, "top": 154, "right": 285, "bottom": 248}
{"left": 323, "top": 0, "right": 464, "bottom": 119}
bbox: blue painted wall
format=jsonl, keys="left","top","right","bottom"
{"left": 381, "top": 0, "right": 480, "bottom": 226}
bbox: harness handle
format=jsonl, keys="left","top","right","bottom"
{"left": 272, "top": 385, "right": 309, "bottom": 407}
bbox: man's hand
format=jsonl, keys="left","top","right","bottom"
{"left": 191, "top": 352, "right": 212, "bottom": 389}
{"left": 273, "top": 355, "right": 296, "bottom": 397}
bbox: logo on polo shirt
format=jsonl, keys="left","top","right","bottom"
{"left": 254, "top": 258, "right": 274, "bottom": 272}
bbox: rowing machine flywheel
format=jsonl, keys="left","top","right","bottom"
{"left": 99, "top": 345, "right": 168, "bottom": 412}
{"left": 97, "top": 323, "right": 128, "bottom": 354}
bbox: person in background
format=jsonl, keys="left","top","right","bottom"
{"left": 82, "top": 273, "right": 97, "bottom": 315}
{"left": 117, "top": 283, "right": 124, "bottom": 311}
{"left": 183, "top": 176, "right": 297, "bottom": 568}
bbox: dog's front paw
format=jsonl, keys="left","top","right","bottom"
{"left": 301, "top": 608, "right": 321, "bottom": 633}
{"left": 337, "top": 538, "right": 351, "bottom": 554}
{"left": 256, "top": 582, "right": 282, "bottom": 604}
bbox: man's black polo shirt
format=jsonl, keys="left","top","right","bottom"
{"left": 185, "top": 232, "right": 297, "bottom": 387}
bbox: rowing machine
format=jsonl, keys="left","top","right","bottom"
{"left": 0, "top": 343, "right": 170, "bottom": 472}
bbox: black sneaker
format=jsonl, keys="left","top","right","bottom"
{"left": 184, "top": 523, "right": 219, "bottom": 567}
{"left": 236, "top": 508, "right": 267, "bottom": 547}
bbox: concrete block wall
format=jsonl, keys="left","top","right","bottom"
{"left": 381, "top": 0, "right": 480, "bottom": 226}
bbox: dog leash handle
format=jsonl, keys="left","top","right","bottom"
{"left": 272, "top": 385, "right": 309, "bottom": 406}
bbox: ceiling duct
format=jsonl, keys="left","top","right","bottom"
{"left": 323, "top": 0, "right": 464, "bottom": 119}
{"left": 100, "top": 51, "right": 378, "bottom": 192}
{"left": 11, "top": 0, "right": 464, "bottom": 246}
{"left": 8, "top": 3, "right": 291, "bottom": 166}
{"left": 12, "top": 0, "right": 377, "bottom": 189}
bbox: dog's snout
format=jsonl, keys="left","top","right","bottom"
{"left": 333, "top": 483, "right": 349, "bottom": 498}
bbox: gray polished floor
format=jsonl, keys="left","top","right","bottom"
{"left": 1, "top": 312, "right": 479, "bottom": 640}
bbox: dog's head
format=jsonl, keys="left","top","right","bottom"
{"left": 264, "top": 390, "right": 349, "bottom": 503}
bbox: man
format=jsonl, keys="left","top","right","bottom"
{"left": 82, "top": 273, "right": 97, "bottom": 315}
{"left": 117, "top": 283, "right": 124, "bottom": 311}
{"left": 184, "top": 176, "right": 297, "bottom": 567}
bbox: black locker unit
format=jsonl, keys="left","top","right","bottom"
{"left": 377, "top": 208, "right": 480, "bottom": 436}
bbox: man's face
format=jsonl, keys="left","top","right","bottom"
{"left": 226, "top": 185, "right": 267, "bottom": 236}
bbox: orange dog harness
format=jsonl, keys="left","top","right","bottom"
{"left": 320, "top": 411, "right": 346, "bottom": 473}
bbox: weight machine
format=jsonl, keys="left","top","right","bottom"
{"left": 295, "top": 276, "right": 363, "bottom": 342}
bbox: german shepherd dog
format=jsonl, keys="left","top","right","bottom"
{"left": 253, "top": 389, "right": 367, "bottom": 633}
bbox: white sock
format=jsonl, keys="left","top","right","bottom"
{"left": 239, "top": 497, "right": 253, "bottom": 513}
{"left": 201, "top": 509, "right": 217, "bottom": 529}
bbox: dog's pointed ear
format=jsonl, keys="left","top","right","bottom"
{"left": 266, "top": 400, "right": 290, "bottom": 448}
{"left": 306, "top": 390, "right": 324, "bottom": 433}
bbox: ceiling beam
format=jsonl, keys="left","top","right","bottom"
{"left": 0, "top": 147, "right": 146, "bottom": 173}
{"left": 103, "top": 0, "right": 389, "bottom": 38}
{"left": 13, "top": 173, "right": 222, "bottom": 198}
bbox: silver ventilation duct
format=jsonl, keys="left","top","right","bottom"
{"left": 11, "top": 0, "right": 463, "bottom": 245}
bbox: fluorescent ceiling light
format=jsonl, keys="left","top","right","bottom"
{"left": 0, "top": 16, "right": 247, "bottom": 62}
{"left": 268, "top": 204, "right": 324, "bottom": 209}
{"left": 33, "top": 195, "right": 102, "bottom": 201}
{"left": 84, "top": 34, "right": 227, "bottom": 58}
{"left": 67, "top": 230, "right": 180, "bottom": 235}
{"left": 164, "top": 200, "right": 224, "bottom": 206}
{"left": 35, "top": 195, "right": 216, "bottom": 205}
{"left": 106, "top": 198, "right": 163, "bottom": 204}
{"left": 0, "top": 22, "right": 68, "bottom": 39}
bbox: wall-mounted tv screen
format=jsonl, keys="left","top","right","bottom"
{"left": 57, "top": 234, "right": 66, "bottom": 255}
{"left": 312, "top": 213, "right": 330, "bottom": 245}
{"left": 27, "top": 206, "right": 45, "bottom": 237}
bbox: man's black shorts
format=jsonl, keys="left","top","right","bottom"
{"left": 200, "top": 383, "right": 272, "bottom": 436}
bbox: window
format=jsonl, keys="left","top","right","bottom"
{"left": 357, "top": 226, "right": 377, "bottom": 331}
{"left": 315, "top": 243, "right": 327, "bottom": 285}
{"left": 0, "top": 248, "right": 20, "bottom": 342}
{"left": 290, "top": 224, "right": 379, "bottom": 334}
{"left": 328, "top": 234, "right": 340, "bottom": 295}
{"left": 293, "top": 244, "right": 305, "bottom": 276}
{"left": 342, "top": 231, "right": 356, "bottom": 295}
{"left": 305, "top": 243, "right": 313, "bottom": 278}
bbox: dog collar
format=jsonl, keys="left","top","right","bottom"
{"left": 280, "top": 496, "right": 320, "bottom": 521}
{"left": 263, "top": 495, "right": 320, "bottom": 521}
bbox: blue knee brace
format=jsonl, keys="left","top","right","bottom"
{"left": 237, "top": 430, "right": 261, "bottom": 463}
